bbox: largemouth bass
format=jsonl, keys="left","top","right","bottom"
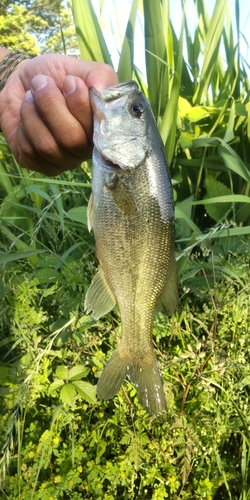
{"left": 85, "top": 80, "right": 178, "bottom": 415}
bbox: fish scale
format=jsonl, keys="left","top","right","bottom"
{"left": 85, "top": 80, "right": 178, "bottom": 415}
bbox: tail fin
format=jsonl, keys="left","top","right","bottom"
{"left": 97, "top": 348, "right": 128, "bottom": 401}
{"left": 97, "top": 347, "right": 167, "bottom": 415}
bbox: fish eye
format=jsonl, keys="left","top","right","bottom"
{"left": 130, "top": 102, "right": 144, "bottom": 117}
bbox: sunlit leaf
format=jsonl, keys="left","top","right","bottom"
{"left": 143, "top": 0, "right": 169, "bottom": 115}
{"left": 72, "top": 0, "right": 112, "bottom": 64}
{"left": 73, "top": 380, "right": 97, "bottom": 404}
{"left": 48, "top": 379, "right": 65, "bottom": 395}
{"left": 68, "top": 366, "right": 90, "bottom": 381}
{"left": 186, "top": 107, "right": 210, "bottom": 123}
{"left": 193, "top": 0, "right": 228, "bottom": 104}
{"left": 55, "top": 365, "right": 69, "bottom": 380}
{"left": 192, "top": 194, "right": 250, "bottom": 205}
{"left": 60, "top": 383, "right": 77, "bottom": 406}
{"left": 117, "top": 0, "right": 139, "bottom": 82}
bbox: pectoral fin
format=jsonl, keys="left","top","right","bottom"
{"left": 84, "top": 267, "right": 116, "bottom": 319}
{"left": 156, "top": 253, "right": 179, "bottom": 316}
{"left": 105, "top": 176, "right": 137, "bottom": 216}
{"left": 87, "top": 192, "right": 94, "bottom": 231}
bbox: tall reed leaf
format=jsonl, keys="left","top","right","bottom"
{"left": 193, "top": 0, "right": 228, "bottom": 104}
{"left": 143, "top": 0, "right": 169, "bottom": 115}
{"left": 117, "top": 0, "right": 138, "bottom": 82}
{"left": 72, "top": 0, "right": 113, "bottom": 65}
{"left": 160, "top": 14, "right": 184, "bottom": 163}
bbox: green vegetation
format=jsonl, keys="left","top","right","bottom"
{"left": 0, "top": 0, "right": 78, "bottom": 54}
{"left": 1, "top": 0, "right": 250, "bottom": 498}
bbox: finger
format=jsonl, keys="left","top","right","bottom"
{"left": 63, "top": 75, "right": 93, "bottom": 144}
{"left": 83, "top": 62, "right": 119, "bottom": 91}
{"left": 20, "top": 89, "right": 92, "bottom": 166}
{"left": 16, "top": 122, "right": 83, "bottom": 176}
{"left": 54, "top": 55, "right": 118, "bottom": 92}
{"left": 18, "top": 94, "right": 88, "bottom": 173}
{"left": 30, "top": 74, "right": 91, "bottom": 157}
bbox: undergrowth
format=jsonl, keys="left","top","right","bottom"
{"left": 0, "top": 226, "right": 249, "bottom": 499}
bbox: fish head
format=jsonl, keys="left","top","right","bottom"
{"left": 90, "top": 81, "right": 152, "bottom": 172}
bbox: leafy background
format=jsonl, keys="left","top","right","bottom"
{"left": 0, "top": 0, "right": 250, "bottom": 499}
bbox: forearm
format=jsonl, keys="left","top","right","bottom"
{"left": 0, "top": 46, "right": 9, "bottom": 61}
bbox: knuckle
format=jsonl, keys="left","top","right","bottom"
{"left": 34, "top": 136, "right": 58, "bottom": 158}
{"left": 18, "top": 138, "right": 35, "bottom": 159}
{"left": 60, "top": 126, "right": 87, "bottom": 150}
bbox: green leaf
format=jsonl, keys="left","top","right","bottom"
{"left": 179, "top": 132, "right": 193, "bottom": 150}
{"left": 68, "top": 366, "right": 90, "bottom": 381}
{"left": 72, "top": 380, "right": 97, "bottom": 404}
{"left": 67, "top": 206, "right": 87, "bottom": 225}
{"left": 160, "top": 11, "right": 183, "bottom": 162}
{"left": 117, "top": 0, "right": 139, "bottom": 82}
{"left": 25, "top": 185, "right": 52, "bottom": 203}
{"left": 72, "top": 0, "right": 113, "bottom": 65}
{"left": 218, "top": 145, "right": 250, "bottom": 183}
{"left": 237, "top": 376, "right": 250, "bottom": 389}
{"left": 192, "top": 195, "right": 250, "bottom": 205}
{"left": 48, "top": 379, "right": 65, "bottom": 395}
{"left": 178, "top": 96, "right": 192, "bottom": 117}
{"left": 192, "top": 136, "right": 250, "bottom": 183}
{"left": 49, "top": 183, "right": 65, "bottom": 232}
{"left": 55, "top": 365, "right": 69, "bottom": 380}
{"left": 223, "top": 100, "right": 235, "bottom": 143}
{"left": 175, "top": 206, "right": 201, "bottom": 235}
{"left": 60, "top": 383, "right": 77, "bottom": 406}
{"left": 143, "top": 0, "right": 169, "bottom": 115}
{"left": 186, "top": 107, "right": 210, "bottom": 123}
{"left": 0, "top": 250, "right": 46, "bottom": 264}
{"left": 193, "top": 0, "right": 228, "bottom": 104}
{"left": 204, "top": 175, "right": 232, "bottom": 221}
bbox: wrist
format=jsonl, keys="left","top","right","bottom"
{"left": 0, "top": 50, "right": 31, "bottom": 91}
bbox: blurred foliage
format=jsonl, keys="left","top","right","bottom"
{"left": 0, "top": 0, "right": 78, "bottom": 54}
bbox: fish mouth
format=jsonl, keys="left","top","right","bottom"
{"left": 98, "top": 151, "right": 126, "bottom": 173}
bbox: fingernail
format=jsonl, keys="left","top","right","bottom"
{"left": 31, "top": 74, "right": 48, "bottom": 92}
{"left": 63, "top": 75, "right": 76, "bottom": 96}
{"left": 24, "top": 90, "right": 33, "bottom": 101}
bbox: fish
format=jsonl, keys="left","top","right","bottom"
{"left": 84, "top": 80, "right": 178, "bottom": 415}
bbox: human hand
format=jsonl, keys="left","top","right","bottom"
{"left": 0, "top": 53, "right": 118, "bottom": 175}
